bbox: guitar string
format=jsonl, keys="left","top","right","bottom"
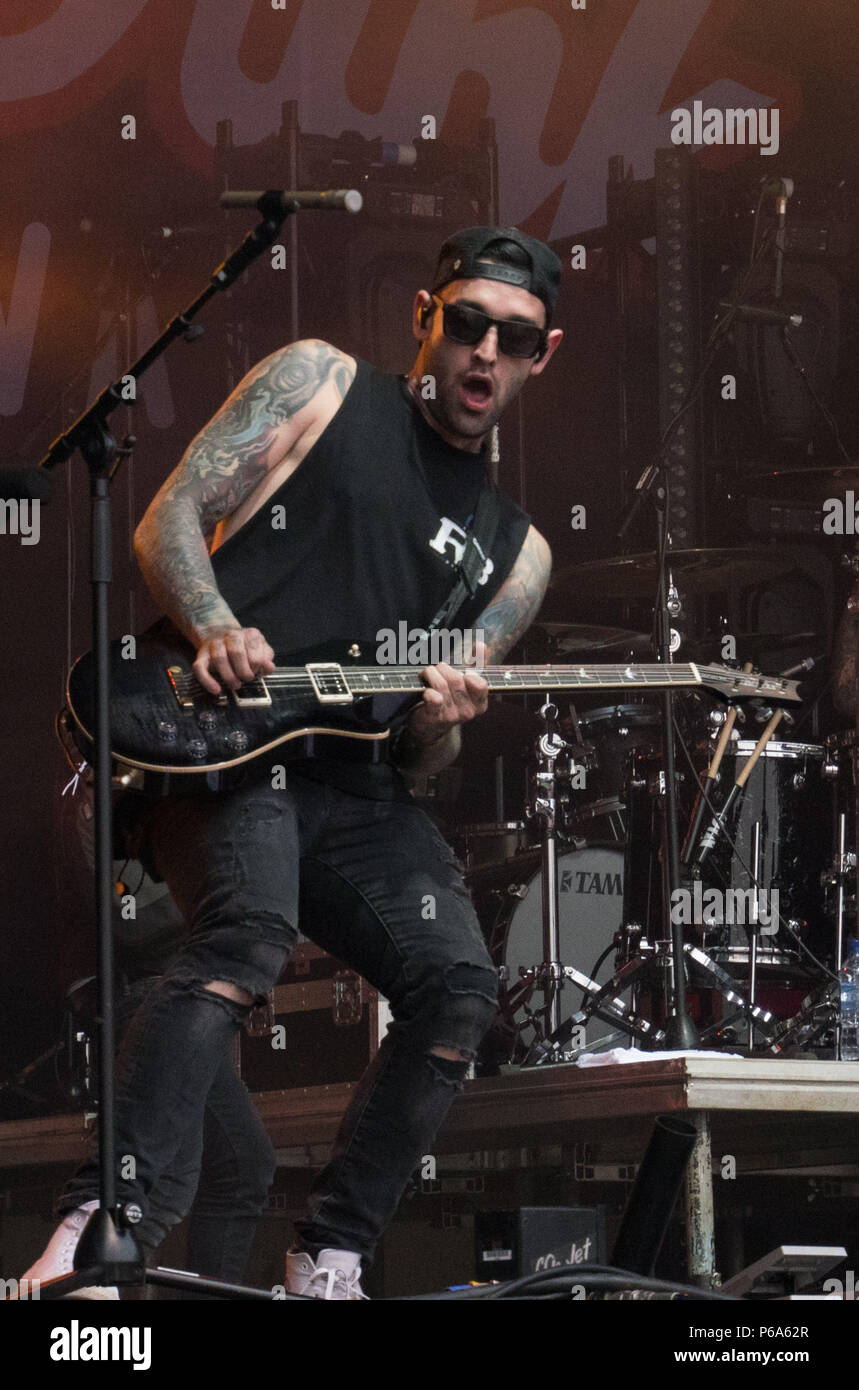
{"left": 172, "top": 665, "right": 721, "bottom": 686}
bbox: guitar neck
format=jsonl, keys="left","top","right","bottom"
{"left": 338, "top": 662, "right": 704, "bottom": 696}
{"left": 258, "top": 661, "right": 800, "bottom": 704}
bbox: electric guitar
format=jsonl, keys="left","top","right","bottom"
{"left": 65, "top": 625, "right": 802, "bottom": 778}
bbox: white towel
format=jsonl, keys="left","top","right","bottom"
{"left": 576, "top": 1047, "right": 744, "bottom": 1067}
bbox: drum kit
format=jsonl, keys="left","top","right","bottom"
{"left": 450, "top": 522, "right": 859, "bottom": 1070}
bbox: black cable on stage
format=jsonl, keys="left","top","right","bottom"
{"left": 396, "top": 1263, "right": 736, "bottom": 1300}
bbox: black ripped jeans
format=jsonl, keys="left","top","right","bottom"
{"left": 58, "top": 771, "right": 498, "bottom": 1262}
{"left": 117, "top": 978, "right": 276, "bottom": 1283}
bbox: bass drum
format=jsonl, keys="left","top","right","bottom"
{"left": 455, "top": 820, "right": 534, "bottom": 870}
{"left": 475, "top": 844, "right": 628, "bottom": 1058}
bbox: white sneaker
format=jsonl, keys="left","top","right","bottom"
{"left": 17, "top": 1201, "right": 120, "bottom": 1300}
{"left": 285, "top": 1247, "right": 368, "bottom": 1300}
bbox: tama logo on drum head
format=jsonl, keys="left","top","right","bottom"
{"left": 561, "top": 867, "right": 623, "bottom": 896}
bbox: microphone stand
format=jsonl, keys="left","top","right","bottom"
{"left": 27, "top": 195, "right": 351, "bottom": 1298}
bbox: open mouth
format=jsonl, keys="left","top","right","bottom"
{"left": 460, "top": 374, "right": 494, "bottom": 411}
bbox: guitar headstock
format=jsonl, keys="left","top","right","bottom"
{"left": 700, "top": 664, "right": 802, "bottom": 705}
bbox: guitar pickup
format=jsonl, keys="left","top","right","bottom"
{"left": 231, "top": 678, "right": 272, "bottom": 708}
{"left": 307, "top": 662, "right": 353, "bottom": 705}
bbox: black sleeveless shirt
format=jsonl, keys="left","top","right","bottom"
{"left": 210, "top": 357, "right": 530, "bottom": 797}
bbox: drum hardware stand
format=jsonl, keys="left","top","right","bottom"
{"left": 519, "top": 701, "right": 656, "bottom": 1062}
{"left": 825, "top": 800, "right": 854, "bottom": 977}
{"left": 766, "top": 979, "right": 839, "bottom": 1055}
{"left": 837, "top": 542, "right": 859, "bottom": 973}
{"left": 618, "top": 451, "right": 698, "bottom": 1046}
{"left": 522, "top": 951, "right": 667, "bottom": 1065}
{"left": 526, "top": 699, "right": 573, "bottom": 1036}
{"left": 518, "top": 686, "right": 791, "bottom": 1062}
{"left": 746, "top": 818, "right": 763, "bottom": 1052}
{"left": 683, "top": 946, "right": 777, "bottom": 1040}
{"left": 521, "top": 934, "right": 779, "bottom": 1065}
{"left": 20, "top": 189, "right": 360, "bottom": 1300}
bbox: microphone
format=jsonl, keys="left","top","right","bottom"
{"left": 220, "top": 189, "right": 363, "bottom": 215}
{"left": 760, "top": 176, "right": 795, "bottom": 199}
{"left": 770, "top": 177, "right": 794, "bottom": 301}
{"left": 779, "top": 655, "right": 819, "bottom": 679}
{"left": 718, "top": 301, "right": 803, "bottom": 328}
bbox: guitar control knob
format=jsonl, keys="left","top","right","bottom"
{"left": 225, "top": 730, "right": 249, "bottom": 754}
{"left": 187, "top": 739, "right": 208, "bottom": 761}
{"left": 157, "top": 721, "right": 178, "bottom": 742}
{"left": 197, "top": 710, "right": 217, "bottom": 731}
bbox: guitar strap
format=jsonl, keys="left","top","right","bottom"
{"left": 426, "top": 484, "right": 503, "bottom": 633}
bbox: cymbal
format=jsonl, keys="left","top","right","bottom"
{"left": 550, "top": 548, "right": 799, "bottom": 598}
{"left": 532, "top": 622, "right": 650, "bottom": 654}
{"left": 739, "top": 464, "right": 859, "bottom": 504}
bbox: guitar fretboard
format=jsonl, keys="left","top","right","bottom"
{"left": 311, "top": 663, "right": 704, "bottom": 695}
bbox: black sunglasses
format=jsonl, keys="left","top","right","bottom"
{"left": 429, "top": 295, "right": 547, "bottom": 359}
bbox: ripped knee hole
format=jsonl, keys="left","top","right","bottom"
{"left": 204, "top": 980, "right": 254, "bottom": 1007}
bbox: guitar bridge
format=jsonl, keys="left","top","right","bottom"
{"left": 167, "top": 665, "right": 195, "bottom": 711}
{"left": 307, "top": 662, "right": 353, "bottom": 705}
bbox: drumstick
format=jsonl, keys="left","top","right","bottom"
{"left": 734, "top": 709, "right": 784, "bottom": 787}
{"left": 681, "top": 662, "right": 751, "bottom": 864}
{"left": 694, "top": 706, "right": 784, "bottom": 867}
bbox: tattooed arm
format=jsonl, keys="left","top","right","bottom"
{"left": 472, "top": 523, "right": 552, "bottom": 663}
{"left": 134, "top": 339, "right": 355, "bottom": 692}
{"left": 396, "top": 525, "right": 552, "bottom": 774}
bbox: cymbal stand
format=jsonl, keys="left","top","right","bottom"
{"left": 618, "top": 464, "right": 698, "bottom": 1045}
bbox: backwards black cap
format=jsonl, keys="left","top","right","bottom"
{"left": 431, "top": 226, "right": 562, "bottom": 320}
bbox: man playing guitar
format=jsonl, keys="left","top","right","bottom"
{"left": 24, "top": 226, "right": 563, "bottom": 1299}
